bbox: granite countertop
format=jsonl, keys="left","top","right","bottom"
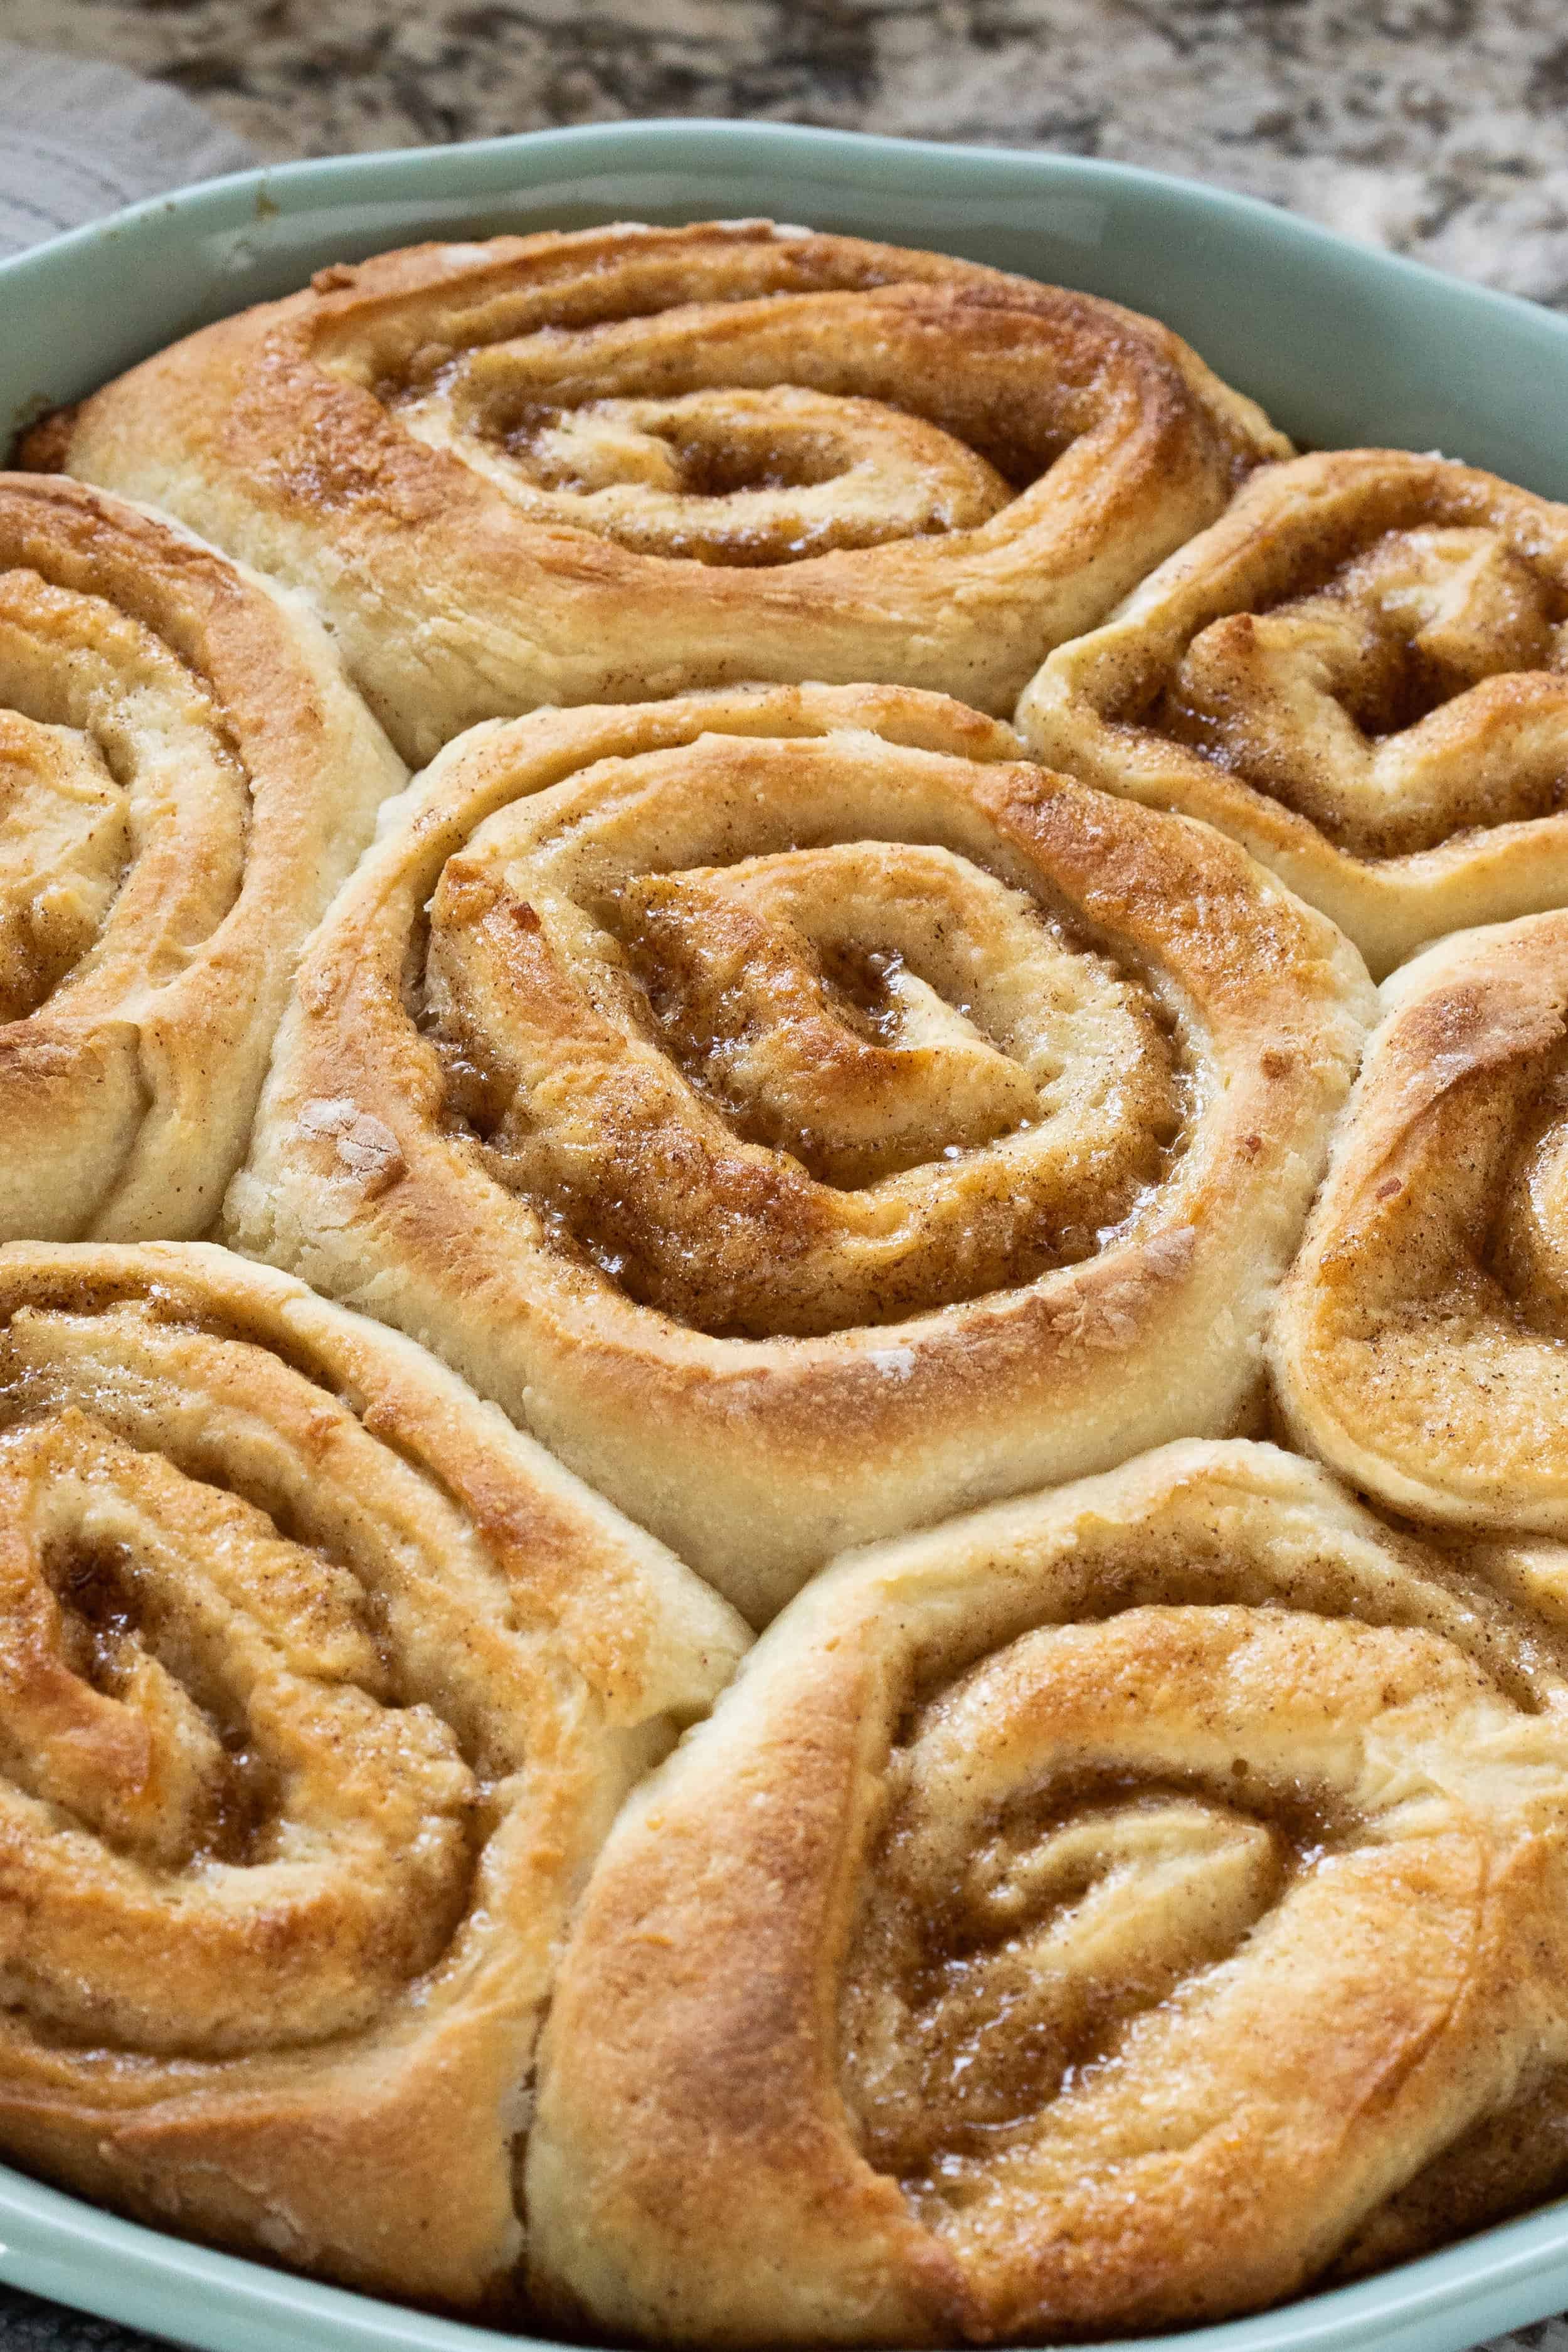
{"left": 0, "top": 0, "right": 1567, "bottom": 2348}
{"left": 0, "top": 0, "right": 1566, "bottom": 305}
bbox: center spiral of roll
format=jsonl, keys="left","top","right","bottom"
{"left": 840, "top": 1604, "right": 1476, "bottom": 2218}
{"left": 0, "top": 709, "right": 127, "bottom": 1025}
{"left": 344, "top": 244, "right": 1216, "bottom": 572}
{"left": 25, "top": 218, "right": 1293, "bottom": 768}
{"left": 424, "top": 765, "right": 1189, "bottom": 1338}
{"left": 0, "top": 1293, "right": 482, "bottom": 2060}
{"left": 228, "top": 682, "right": 1371, "bottom": 1617}
{"left": 1020, "top": 450, "right": 1568, "bottom": 977}
{"left": 525, "top": 1439, "right": 1568, "bottom": 2345}
{"left": 1153, "top": 521, "right": 1568, "bottom": 860}
{"left": 0, "top": 475, "right": 405, "bottom": 1244}
{"left": 0, "top": 1402, "right": 473, "bottom": 2056}
{"left": 0, "top": 1242, "right": 747, "bottom": 2307}
{"left": 0, "top": 559, "right": 246, "bottom": 1023}
{"left": 403, "top": 371, "right": 1014, "bottom": 564}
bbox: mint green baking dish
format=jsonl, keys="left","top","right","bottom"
{"left": 3, "top": 116, "right": 1568, "bottom": 2352}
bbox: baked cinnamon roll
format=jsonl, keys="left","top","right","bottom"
{"left": 23, "top": 220, "right": 1287, "bottom": 763}
{"left": 0, "top": 1240, "right": 746, "bottom": 2305}
{"left": 1274, "top": 907, "right": 1568, "bottom": 1540}
{"left": 0, "top": 474, "right": 404, "bottom": 1242}
{"left": 225, "top": 682, "right": 1373, "bottom": 1623}
{"left": 527, "top": 1439, "right": 1568, "bottom": 2343}
{"left": 1019, "top": 449, "right": 1568, "bottom": 977}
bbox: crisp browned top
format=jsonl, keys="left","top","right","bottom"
{"left": 0, "top": 1238, "right": 745, "bottom": 2306}
{"left": 273, "top": 220, "right": 1274, "bottom": 555}
{"left": 226, "top": 682, "right": 1373, "bottom": 1619}
{"left": 1021, "top": 449, "right": 1568, "bottom": 977}
{"left": 1273, "top": 906, "right": 1568, "bottom": 1540}
{"left": 0, "top": 472, "right": 404, "bottom": 1242}
{"left": 526, "top": 1439, "right": 1568, "bottom": 2344}
{"left": 27, "top": 220, "right": 1289, "bottom": 758}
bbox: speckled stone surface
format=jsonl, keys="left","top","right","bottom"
{"left": 6, "top": 0, "right": 1568, "bottom": 305}
{"left": 2, "top": 3, "right": 1568, "bottom": 2348}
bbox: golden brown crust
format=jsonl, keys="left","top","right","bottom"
{"left": 1018, "top": 448, "right": 1568, "bottom": 978}
{"left": 0, "top": 1239, "right": 747, "bottom": 2306}
{"left": 223, "top": 681, "right": 1373, "bottom": 1623}
{"left": 1331, "top": 2066, "right": 1568, "bottom": 2280}
{"left": 1272, "top": 907, "right": 1568, "bottom": 1537}
{"left": 527, "top": 1439, "right": 1568, "bottom": 2344}
{"left": 0, "top": 472, "right": 405, "bottom": 1242}
{"left": 26, "top": 220, "right": 1287, "bottom": 763}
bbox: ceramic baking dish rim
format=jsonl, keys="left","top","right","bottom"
{"left": 2, "top": 112, "right": 1567, "bottom": 2352}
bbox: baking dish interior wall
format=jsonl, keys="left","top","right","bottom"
{"left": 6, "top": 124, "right": 1568, "bottom": 494}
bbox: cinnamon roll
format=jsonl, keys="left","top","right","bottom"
{"left": 225, "top": 682, "right": 1374, "bottom": 1623}
{"left": 0, "top": 474, "right": 404, "bottom": 1243}
{"left": 23, "top": 220, "right": 1288, "bottom": 763}
{"left": 1018, "top": 449, "right": 1568, "bottom": 977}
{"left": 526, "top": 1439, "right": 1568, "bottom": 2344}
{"left": 0, "top": 1239, "right": 746, "bottom": 2305}
{"left": 1273, "top": 907, "right": 1568, "bottom": 1540}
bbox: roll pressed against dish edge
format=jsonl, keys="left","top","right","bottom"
{"left": 1273, "top": 907, "right": 1568, "bottom": 1541}
{"left": 19, "top": 219, "right": 1288, "bottom": 764}
{"left": 0, "top": 1239, "right": 747, "bottom": 2308}
{"left": 0, "top": 473, "right": 405, "bottom": 1242}
{"left": 527, "top": 1438, "right": 1568, "bottom": 2344}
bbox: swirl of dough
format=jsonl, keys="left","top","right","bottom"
{"left": 0, "top": 474, "right": 405, "bottom": 1242}
{"left": 225, "top": 682, "right": 1372, "bottom": 1623}
{"left": 1272, "top": 906, "right": 1568, "bottom": 1539}
{"left": 1019, "top": 449, "right": 1568, "bottom": 977}
{"left": 0, "top": 1239, "right": 746, "bottom": 2306}
{"left": 24, "top": 220, "right": 1288, "bottom": 763}
{"left": 526, "top": 1439, "right": 1568, "bottom": 2345}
